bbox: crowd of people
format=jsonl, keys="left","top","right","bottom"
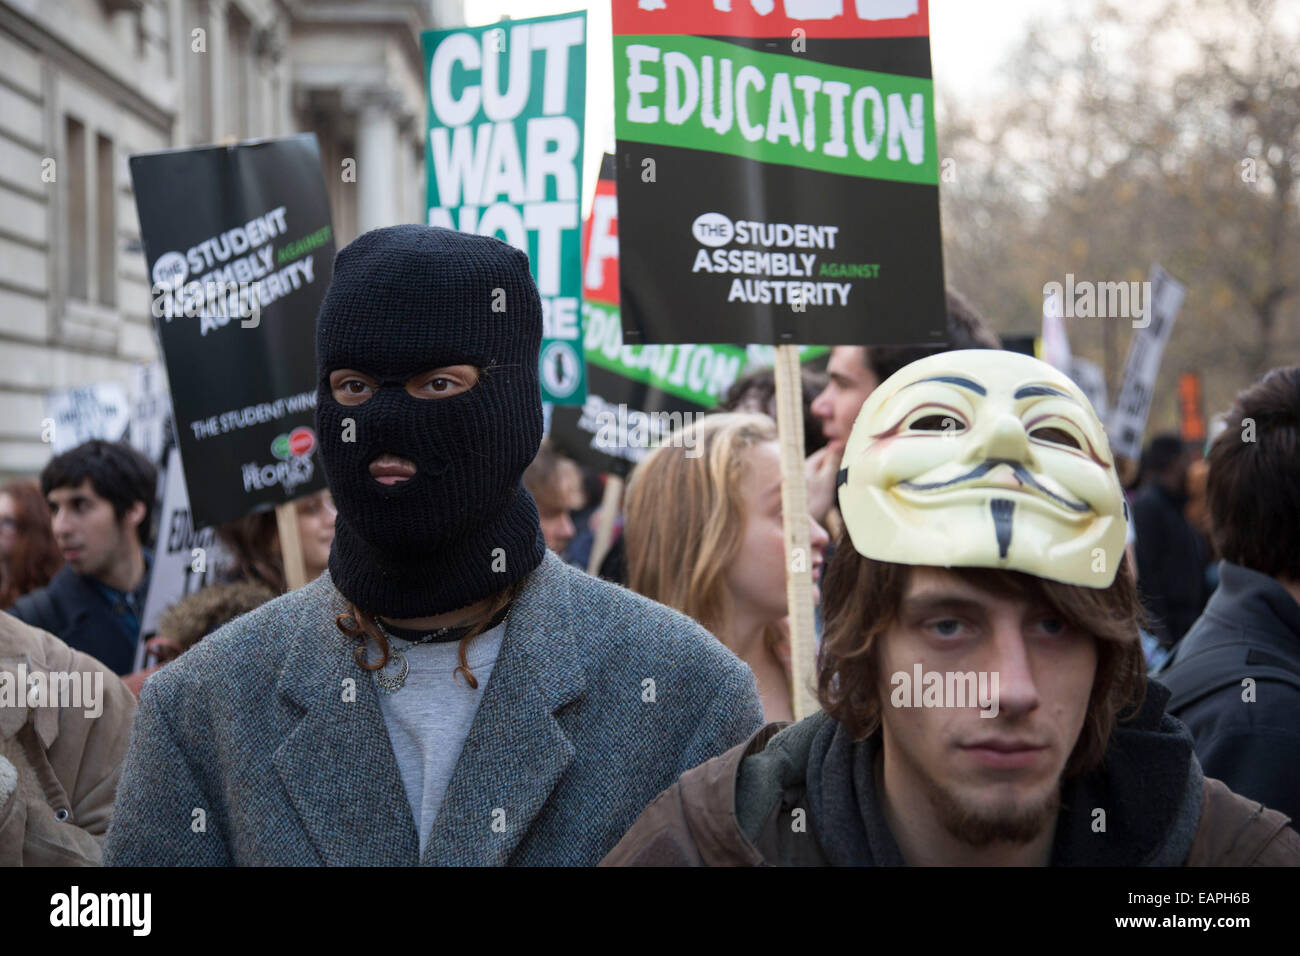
{"left": 1, "top": 225, "right": 1297, "bottom": 866}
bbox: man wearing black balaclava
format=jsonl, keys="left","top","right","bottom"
{"left": 105, "top": 226, "right": 763, "bottom": 866}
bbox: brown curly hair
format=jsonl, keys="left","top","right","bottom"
{"left": 816, "top": 547, "right": 1148, "bottom": 779}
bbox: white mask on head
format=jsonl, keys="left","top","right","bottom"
{"left": 837, "top": 350, "right": 1127, "bottom": 588}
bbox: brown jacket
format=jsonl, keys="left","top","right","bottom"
{"left": 602, "top": 721, "right": 1300, "bottom": 867}
{"left": 0, "top": 612, "right": 136, "bottom": 865}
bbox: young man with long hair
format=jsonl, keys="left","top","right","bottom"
{"left": 105, "top": 226, "right": 762, "bottom": 866}
{"left": 604, "top": 350, "right": 1300, "bottom": 866}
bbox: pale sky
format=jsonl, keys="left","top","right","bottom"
{"left": 459, "top": 0, "right": 1076, "bottom": 212}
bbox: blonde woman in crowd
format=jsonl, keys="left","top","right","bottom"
{"left": 625, "top": 412, "right": 829, "bottom": 721}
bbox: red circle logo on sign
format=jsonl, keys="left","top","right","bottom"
{"left": 288, "top": 427, "right": 316, "bottom": 457}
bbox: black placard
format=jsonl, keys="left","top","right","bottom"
{"left": 130, "top": 134, "right": 334, "bottom": 527}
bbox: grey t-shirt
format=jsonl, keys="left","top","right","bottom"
{"left": 368, "top": 621, "right": 506, "bottom": 856}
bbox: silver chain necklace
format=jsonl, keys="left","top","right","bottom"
{"left": 374, "top": 627, "right": 452, "bottom": 695}
{"left": 372, "top": 611, "right": 508, "bottom": 695}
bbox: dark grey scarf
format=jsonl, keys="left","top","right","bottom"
{"left": 805, "top": 682, "right": 1204, "bottom": 866}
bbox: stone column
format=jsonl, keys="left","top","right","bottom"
{"left": 272, "top": 22, "right": 291, "bottom": 135}
{"left": 254, "top": 20, "right": 288, "bottom": 137}
{"left": 351, "top": 88, "right": 402, "bottom": 234}
{"left": 396, "top": 111, "right": 417, "bottom": 224}
{"left": 207, "top": 0, "right": 228, "bottom": 139}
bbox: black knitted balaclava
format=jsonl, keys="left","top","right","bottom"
{"left": 314, "top": 225, "right": 545, "bottom": 618}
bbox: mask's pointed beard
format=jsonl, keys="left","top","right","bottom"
{"left": 991, "top": 498, "right": 1015, "bottom": 559}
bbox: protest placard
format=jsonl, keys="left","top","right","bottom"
{"left": 129, "top": 134, "right": 333, "bottom": 528}
{"left": 1110, "top": 265, "right": 1186, "bottom": 461}
{"left": 127, "top": 361, "right": 173, "bottom": 469}
{"left": 1070, "top": 357, "right": 1109, "bottom": 421}
{"left": 1178, "top": 370, "right": 1206, "bottom": 445}
{"left": 611, "top": 0, "right": 945, "bottom": 347}
{"left": 550, "top": 154, "right": 827, "bottom": 474}
{"left": 138, "top": 446, "right": 230, "bottom": 649}
{"left": 43, "top": 383, "right": 129, "bottom": 454}
{"left": 423, "top": 12, "right": 588, "bottom": 404}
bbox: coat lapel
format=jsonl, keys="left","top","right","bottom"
{"left": 422, "top": 553, "right": 587, "bottom": 866}
{"left": 271, "top": 574, "right": 419, "bottom": 865}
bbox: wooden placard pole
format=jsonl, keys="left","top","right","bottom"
{"left": 275, "top": 502, "right": 308, "bottom": 591}
{"left": 587, "top": 474, "right": 624, "bottom": 576}
{"left": 773, "top": 344, "right": 818, "bottom": 720}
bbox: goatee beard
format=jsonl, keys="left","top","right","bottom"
{"left": 925, "top": 776, "right": 1061, "bottom": 847}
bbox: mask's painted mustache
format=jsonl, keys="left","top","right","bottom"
{"left": 898, "top": 458, "right": 1090, "bottom": 513}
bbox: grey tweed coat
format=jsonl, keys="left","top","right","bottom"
{"left": 103, "top": 552, "right": 763, "bottom": 865}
